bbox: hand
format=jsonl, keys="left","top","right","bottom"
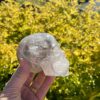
{"left": 0, "top": 60, "right": 55, "bottom": 100}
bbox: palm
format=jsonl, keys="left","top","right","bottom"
{"left": 21, "top": 72, "right": 55, "bottom": 100}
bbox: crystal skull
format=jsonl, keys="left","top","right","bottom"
{"left": 17, "top": 33, "right": 69, "bottom": 76}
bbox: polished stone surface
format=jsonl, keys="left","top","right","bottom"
{"left": 17, "top": 33, "right": 69, "bottom": 76}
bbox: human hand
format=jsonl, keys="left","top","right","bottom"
{"left": 0, "top": 60, "right": 55, "bottom": 100}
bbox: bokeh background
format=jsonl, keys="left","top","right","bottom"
{"left": 0, "top": 0, "right": 100, "bottom": 100}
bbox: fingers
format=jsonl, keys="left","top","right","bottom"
{"left": 21, "top": 86, "right": 37, "bottom": 100}
{"left": 36, "top": 76, "right": 55, "bottom": 100}
{"left": 30, "top": 72, "right": 46, "bottom": 93}
{"left": 3, "top": 60, "right": 31, "bottom": 92}
{"left": 25, "top": 73, "right": 35, "bottom": 87}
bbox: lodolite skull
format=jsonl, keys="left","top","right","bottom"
{"left": 17, "top": 33, "right": 69, "bottom": 76}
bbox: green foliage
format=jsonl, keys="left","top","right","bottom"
{"left": 0, "top": 0, "right": 100, "bottom": 99}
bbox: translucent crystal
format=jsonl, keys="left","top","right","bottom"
{"left": 17, "top": 33, "right": 69, "bottom": 76}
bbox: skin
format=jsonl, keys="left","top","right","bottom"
{"left": 0, "top": 60, "right": 55, "bottom": 100}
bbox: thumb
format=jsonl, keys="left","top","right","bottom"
{"left": 3, "top": 60, "right": 31, "bottom": 92}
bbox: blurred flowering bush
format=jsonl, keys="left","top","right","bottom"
{"left": 0, "top": 0, "right": 100, "bottom": 99}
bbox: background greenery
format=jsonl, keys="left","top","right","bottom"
{"left": 0, "top": 0, "right": 100, "bottom": 100}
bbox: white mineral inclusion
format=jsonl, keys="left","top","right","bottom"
{"left": 17, "top": 33, "right": 69, "bottom": 76}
